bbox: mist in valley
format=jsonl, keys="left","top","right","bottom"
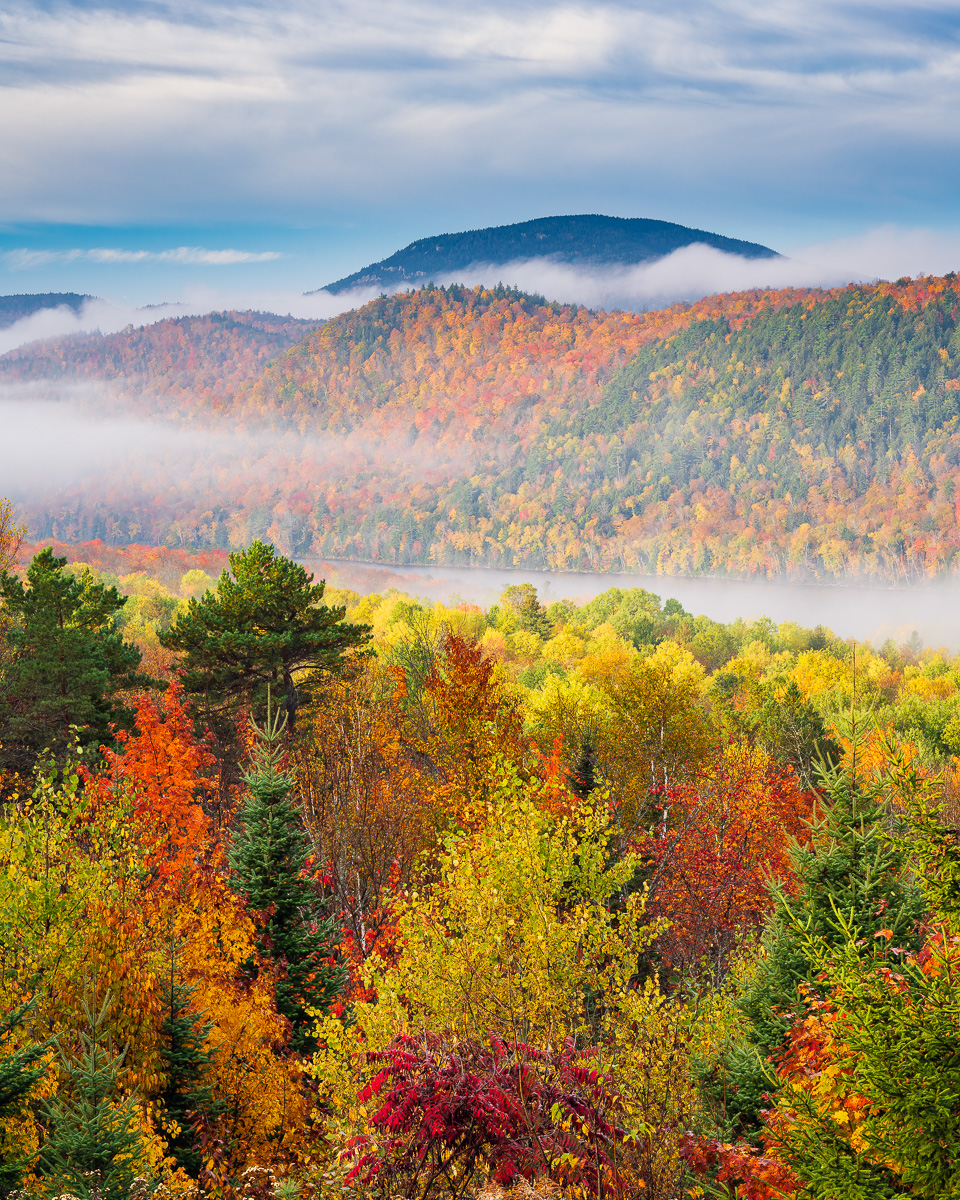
{"left": 306, "top": 557, "right": 960, "bottom": 652}
{"left": 3, "top": 223, "right": 960, "bottom": 361}
{"left": 7, "top": 224, "right": 960, "bottom": 652}
{"left": 6, "top": 377, "right": 956, "bottom": 650}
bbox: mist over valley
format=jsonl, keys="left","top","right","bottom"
{"left": 6, "top": 2, "right": 960, "bottom": 1191}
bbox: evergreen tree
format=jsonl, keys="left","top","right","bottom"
{"left": 38, "top": 991, "right": 150, "bottom": 1200}
{"left": 228, "top": 700, "right": 345, "bottom": 1052}
{"left": 715, "top": 715, "right": 924, "bottom": 1138}
{"left": 159, "top": 540, "right": 369, "bottom": 733}
{"left": 0, "top": 549, "right": 153, "bottom": 779}
{"left": 0, "top": 999, "right": 49, "bottom": 1195}
{"left": 571, "top": 735, "right": 597, "bottom": 803}
{"left": 157, "top": 946, "right": 221, "bottom": 1178}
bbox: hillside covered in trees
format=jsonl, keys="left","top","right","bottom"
{"left": 320, "top": 214, "right": 777, "bottom": 293}
{"left": 0, "top": 293, "right": 91, "bottom": 328}
{"left": 0, "top": 310, "right": 318, "bottom": 412}
{"left": 4, "top": 275, "right": 960, "bottom": 581}
{"left": 1, "top": 502, "right": 960, "bottom": 1198}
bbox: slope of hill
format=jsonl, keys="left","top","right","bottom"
{"left": 319, "top": 215, "right": 777, "bottom": 294}
{"left": 0, "top": 309, "right": 320, "bottom": 414}
{"left": 6, "top": 277, "right": 960, "bottom": 583}
{"left": 0, "top": 292, "right": 91, "bottom": 328}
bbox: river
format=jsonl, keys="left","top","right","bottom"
{"left": 301, "top": 558, "right": 960, "bottom": 650}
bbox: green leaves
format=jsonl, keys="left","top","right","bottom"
{"left": 160, "top": 540, "right": 369, "bottom": 730}
{"left": 0, "top": 548, "right": 154, "bottom": 776}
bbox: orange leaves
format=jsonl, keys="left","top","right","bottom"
{"left": 91, "top": 682, "right": 213, "bottom": 882}
{"left": 295, "top": 662, "right": 432, "bottom": 977}
{"left": 420, "top": 632, "right": 530, "bottom": 827}
{"left": 682, "top": 1134, "right": 800, "bottom": 1200}
{"left": 644, "top": 743, "right": 813, "bottom": 979}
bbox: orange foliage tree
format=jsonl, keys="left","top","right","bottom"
{"left": 643, "top": 742, "right": 812, "bottom": 983}
{"left": 89, "top": 682, "right": 213, "bottom": 882}
{"left": 417, "top": 632, "right": 530, "bottom": 826}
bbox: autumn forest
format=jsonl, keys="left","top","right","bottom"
{"left": 1, "top": 273, "right": 960, "bottom": 1200}
{"left": 6, "top": 275, "right": 960, "bottom": 582}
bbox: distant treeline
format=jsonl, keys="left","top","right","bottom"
{"left": 5, "top": 277, "right": 960, "bottom": 581}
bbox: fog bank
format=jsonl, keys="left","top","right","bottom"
{"left": 311, "top": 559, "right": 960, "bottom": 651}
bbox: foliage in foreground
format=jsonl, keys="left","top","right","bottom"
{"left": 2, "top": 528, "right": 960, "bottom": 1197}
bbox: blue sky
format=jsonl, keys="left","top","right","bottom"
{"left": 1, "top": 0, "right": 960, "bottom": 305}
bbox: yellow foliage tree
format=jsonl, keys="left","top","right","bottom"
{"left": 311, "top": 760, "right": 698, "bottom": 1197}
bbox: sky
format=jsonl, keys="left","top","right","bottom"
{"left": 1, "top": 0, "right": 960, "bottom": 308}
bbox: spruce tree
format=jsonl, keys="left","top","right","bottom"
{"left": 0, "top": 999, "right": 49, "bottom": 1194}
{"left": 228, "top": 700, "right": 345, "bottom": 1052}
{"left": 571, "top": 736, "right": 598, "bottom": 803}
{"left": 38, "top": 991, "right": 150, "bottom": 1200}
{"left": 157, "top": 946, "right": 221, "bottom": 1178}
{"left": 716, "top": 714, "right": 924, "bottom": 1137}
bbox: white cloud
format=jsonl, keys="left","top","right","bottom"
{"left": 2, "top": 222, "right": 960, "bottom": 358}
{"left": 0, "top": 286, "right": 378, "bottom": 356}
{"left": 0, "top": 0, "right": 957, "bottom": 223}
{"left": 5, "top": 246, "right": 282, "bottom": 269}
{"left": 426, "top": 225, "right": 960, "bottom": 310}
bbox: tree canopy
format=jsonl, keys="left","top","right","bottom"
{"left": 0, "top": 548, "right": 152, "bottom": 778}
{"left": 159, "top": 540, "right": 370, "bottom": 729}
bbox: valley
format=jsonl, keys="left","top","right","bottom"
{"left": 2, "top": 273, "right": 959, "bottom": 585}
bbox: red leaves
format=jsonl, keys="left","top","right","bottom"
{"left": 345, "top": 1032, "right": 632, "bottom": 1199}
{"left": 643, "top": 744, "right": 812, "bottom": 979}
{"left": 681, "top": 1134, "right": 800, "bottom": 1199}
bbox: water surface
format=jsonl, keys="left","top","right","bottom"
{"left": 304, "top": 559, "right": 960, "bottom": 650}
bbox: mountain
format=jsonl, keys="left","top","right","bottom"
{"left": 317, "top": 214, "right": 778, "bottom": 294}
{"left": 5, "top": 274, "right": 960, "bottom": 583}
{"left": 0, "top": 292, "right": 91, "bottom": 328}
{"left": 0, "top": 309, "right": 319, "bottom": 414}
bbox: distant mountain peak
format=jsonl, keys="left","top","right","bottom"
{"left": 0, "top": 292, "right": 92, "bottom": 329}
{"left": 315, "top": 214, "right": 777, "bottom": 295}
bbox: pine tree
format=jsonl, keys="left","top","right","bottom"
{"left": 228, "top": 699, "right": 345, "bottom": 1052}
{"left": 38, "top": 991, "right": 150, "bottom": 1200}
{"left": 159, "top": 540, "right": 370, "bottom": 732}
{"left": 157, "top": 945, "right": 221, "bottom": 1178}
{"left": 0, "top": 999, "right": 49, "bottom": 1195}
{"left": 716, "top": 713, "right": 924, "bottom": 1137}
{"left": 0, "top": 548, "right": 154, "bottom": 779}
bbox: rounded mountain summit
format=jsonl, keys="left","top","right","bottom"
{"left": 316, "top": 214, "right": 778, "bottom": 294}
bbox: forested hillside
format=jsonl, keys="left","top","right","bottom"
{"left": 0, "top": 292, "right": 90, "bottom": 327}
{"left": 0, "top": 309, "right": 318, "bottom": 413}
{"left": 5, "top": 277, "right": 960, "bottom": 581}
{"left": 2, "top": 506, "right": 960, "bottom": 1198}
{"left": 320, "top": 213, "right": 776, "bottom": 293}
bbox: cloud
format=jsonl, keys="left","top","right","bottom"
{"left": 0, "top": 286, "right": 380, "bottom": 356}
{"left": 311, "top": 560, "right": 960, "bottom": 649}
{"left": 421, "top": 225, "right": 960, "bottom": 309}
{"left": 5, "top": 246, "right": 283, "bottom": 269}
{"left": 0, "top": 0, "right": 957, "bottom": 225}
{"left": 1, "top": 222, "right": 959, "bottom": 357}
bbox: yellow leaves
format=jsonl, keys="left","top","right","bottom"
{"left": 792, "top": 649, "right": 851, "bottom": 700}
{"left": 319, "top": 762, "right": 658, "bottom": 1056}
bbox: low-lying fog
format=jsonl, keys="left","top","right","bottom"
{"left": 4, "top": 224, "right": 960, "bottom": 357}
{"left": 3, "top": 385, "right": 960, "bottom": 650}
{"left": 310, "top": 559, "right": 960, "bottom": 652}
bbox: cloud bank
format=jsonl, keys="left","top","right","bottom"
{"left": 431, "top": 226, "right": 960, "bottom": 311}
{"left": 2, "top": 221, "right": 957, "bottom": 357}
{"left": 6, "top": 247, "right": 283, "bottom": 269}
{"left": 0, "top": 0, "right": 957, "bottom": 229}
{"left": 0, "top": 287, "right": 381, "bottom": 357}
